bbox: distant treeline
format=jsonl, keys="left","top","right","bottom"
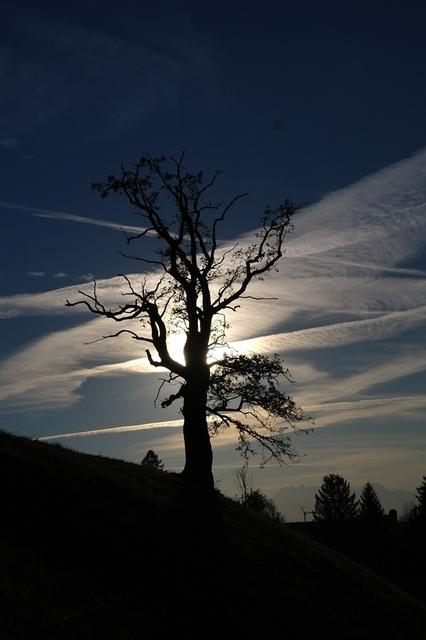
{"left": 311, "top": 473, "right": 426, "bottom": 524}
{"left": 286, "top": 473, "right": 426, "bottom": 603}
{"left": 142, "top": 451, "right": 425, "bottom": 527}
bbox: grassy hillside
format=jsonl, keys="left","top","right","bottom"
{"left": 1, "top": 430, "right": 425, "bottom": 639}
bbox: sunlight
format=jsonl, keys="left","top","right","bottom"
{"left": 166, "top": 331, "right": 241, "bottom": 365}
{"left": 167, "top": 332, "right": 186, "bottom": 365}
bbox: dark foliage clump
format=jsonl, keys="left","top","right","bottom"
{"left": 358, "top": 482, "right": 385, "bottom": 523}
{"left": 414, "top": 475, "right": 426, "bottom": 523}
{"left": 242, "top": 488, "right": 282, "bottom": 521}
{"left": 141, "top": 449, "right": 164, "bottom": 471}
{"left": 236, "top": 466, "right": 283, "bottom": 521}
{"left": 314, "top": 474, "right": 358, "bottom": 522}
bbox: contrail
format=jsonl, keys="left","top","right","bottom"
{"left": 0, "top": 200, "right": 149, "bottom": 235}
{"left": 37, "top": 418, "right": 184, "bottom": 441}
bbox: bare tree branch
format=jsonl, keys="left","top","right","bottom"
{"left": 85, "top": 329, "right": 153, "bottom": 345}
{"left": 72, "top": 153, "right": 307, "bottom": 487}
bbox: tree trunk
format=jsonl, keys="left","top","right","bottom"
{"left": 182, "top": 371, "right": 214, "bottom": 492}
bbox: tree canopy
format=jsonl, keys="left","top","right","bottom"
{"left": 235, "top": 466, "right": 282, "bottom": 521}
{"left": 141, "top": 449, "right": 164, "bottom": 471}
{"left": 358, "top": 482, "right": 385, "bottom": 522}
{"left": 414, "top": 475, "right": 426, "bottom": 523}
{"left": 66, "top": 153, "right": 308, "bottom": 489}
{"left": 314, "top": 474, "right": 358, "bottom": 522}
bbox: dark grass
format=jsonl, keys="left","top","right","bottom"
{"left": 289, "top": 519, "right": 426, "bottom": 604}
{"left": 1, "top": 430, "right": 426, "bottom": 638}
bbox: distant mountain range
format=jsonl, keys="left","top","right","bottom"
{"left": 273, "top": 483, "right": 415, "bottom": 523}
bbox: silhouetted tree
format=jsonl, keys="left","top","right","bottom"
{"left": 400, "top": 500, "right": 417, "bottom": 523}
{"left": 414, "top": 475, "right": 426, "bottom": 523}
{"left": 244, "top": 489, "right": 282, "bottom": 521}
{"left": 358, "top": 482, "right": 385, "bottom": 523}
{"left": 66, "top": 153, "right": 307, "bottom": 491}
{"left": 235, "top": 465, "right": 251, "bottom": 503}
{"left": 314, "top": 474, "right": 358, "bottom": 522}
{"left": 236, "top": 466, "right": 282, "bottom": 521}
{"left": 141, "top": 449, "right": 164, "bottom": 471}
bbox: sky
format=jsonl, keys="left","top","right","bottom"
{"left": 0, "top": 1, "right": 425, "bottom": 514}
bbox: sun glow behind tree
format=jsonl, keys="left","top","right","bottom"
{"left": 66, "top": 153, "right": 308, "bottom": 488}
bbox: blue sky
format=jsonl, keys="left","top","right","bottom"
{"left": 0, "top": 1, "right": 425, "bottom": 501}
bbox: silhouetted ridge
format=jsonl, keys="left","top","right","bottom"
{"left": 1, "top": 430, "right": 425, "bottom": 639}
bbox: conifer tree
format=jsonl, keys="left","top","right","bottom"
{"left": 358, "top": 482, "right": 384, "bottom": 522}
{"left": 414, "top": 475, "right": 426, "bottom": 522}
{"left": 314, "top": 474, "right": 358, "bottom": 522}
{"left": 141, "top": 449, "right": 164, "bottom": 471}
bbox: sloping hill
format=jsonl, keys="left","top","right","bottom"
{"left": 1, "top": 430, "right": 425, "bottom": 639}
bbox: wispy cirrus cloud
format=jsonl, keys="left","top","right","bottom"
{"left": 234, "top": 306, "right": 426, "bottom": 355}
{"left": 0, "top": 150, "right": 425, "bottom": 436}
{"left": 0, "top": 311, "right": 424, "bottom": 423}
{"left": 0, "top": 317, "right": 151, "bottom": 411}
{"left": 38, "top": 394, "right": 426, "bottom": 445}
{"left": 301, "top": 395, "right": 426, "bottom": 433}
{"left": 0, "top": 274, "right": 144, "bottom": 318}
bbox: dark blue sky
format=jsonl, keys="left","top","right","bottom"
{"left": 0, "top": 1, "right": 425, "bottom": 498}
{"left": 1, "top": 1, "right": 425, "bottom": 241}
